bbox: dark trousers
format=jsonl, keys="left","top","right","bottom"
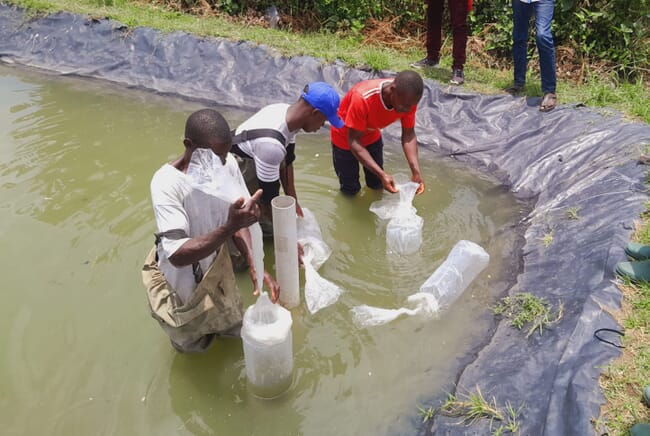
{"left": 332, "top": 138, "right": 384, "bottom": 195}
{"left": 426, "top": 0, "right": 468, "bottom": 70}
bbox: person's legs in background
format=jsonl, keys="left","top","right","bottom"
{"left": 449, "top": 0, "right": 468, "bottom": 85}
{"left": 534, "top": 0, "right": 558, "bottom": 111}
{"left": 412, "top": 0, "right": 443, "bottom": 68}
{"left": 534, "top": 0, "right": 556, "bottom": 94}
{"left": 510, "top": 0, "right": 532, "bottom": 92}
{"left": 332, "top": 144, "right": 362, "bottom": 195}
{"left": 362, "top": 138, "right": 384, "bottom": 190}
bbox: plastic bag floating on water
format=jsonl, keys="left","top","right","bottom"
{"left": 241, "top": 292, "right": 293, "bottom": 399}
{"left": 419, "top": 240, "right": 490, "bottom": 309}
{"left": 351, "top": 293, "right": 439, "bottom": 327}
{"left": 297, "top": 208, "right": 344, "bottom": 314}
{"left": 369, "top": 173, "right": 423, "bottom": 255}
{"left": 351, "top": 241, "right": 489, "bottom": 327}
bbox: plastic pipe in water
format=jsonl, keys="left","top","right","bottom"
{"left": 271, "top": 196, "right": 300, "bottom": 308}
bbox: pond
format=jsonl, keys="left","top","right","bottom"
{"left": 0, "top": 63, "right": 526, "bottom": 435}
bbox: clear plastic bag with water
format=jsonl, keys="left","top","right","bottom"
{"left": 369, "top": 173, "right": 423, "bottom": 255}
{"left": 186, "top": 149, "right": 265, "bottom": 287}
{"left": 241, "top": 292, "right": 293, "bottom": 399}
{"left": 351, "top": 241, "right": 489, "bottom": 328}
{"left": 297, "top": 208, "right": 343, "bottom": 314}
{"left": 419, "top": 240, "right": 490, "bottom": 309}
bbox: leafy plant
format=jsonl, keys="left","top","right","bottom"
{"left": 417, "top": 404, "right": 435, "bottom": 423}
{"left": 440, "top": 387, "right": 522, "bottom": 435}
{"left": 566, "top": 206, "right": 580, "bottom": 220}
{"left": 541, "top": 229, "right": 554, "bottom": 247}
{"left": 493, "top": 292, "right": 563, "bottom": 337}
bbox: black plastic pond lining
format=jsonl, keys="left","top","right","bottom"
{"left": 2, "top": 4, "right": 649, "bottom": 434}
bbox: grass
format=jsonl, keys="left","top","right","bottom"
{"left": 4, "top": 0, "right": 650, "bottom": 124}
{"left": 493, "top": 292, "right": 564, "bottom": 338}
{"left": 3, "top": 0, "right": 649, "bottom": 432}
{"left": 566, "top": 206, "right": 581, "bottom": 220}
{"left": 540, "top": 229, "right": 554, "bottom": 248}
{"left": 439, "top": 387, "right": 522, "bottom": 435}
{"left": 417, "top": 404, "right": 435, "bottom": 423}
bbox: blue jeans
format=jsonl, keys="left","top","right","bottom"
{"left": 512, "top": 0, "right": 556, "bottom": 94}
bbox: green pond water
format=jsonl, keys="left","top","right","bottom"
{"left": 0, "top": 64, "right": 525, "bottom": 436}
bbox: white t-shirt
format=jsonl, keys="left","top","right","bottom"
{"left": 150, "top": 152, "right": 246, "bottom": 304}
{"left": 234, "top": 103, "right": 298, "bottom": 182}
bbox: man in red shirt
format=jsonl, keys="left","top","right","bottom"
{"left": 330, "top": 70, "right": 425, "bottom": 195}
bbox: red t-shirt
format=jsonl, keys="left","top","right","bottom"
{"left": 330, "top": 78, "right": 417, "bottom": 150}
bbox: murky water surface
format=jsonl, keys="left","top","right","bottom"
{"left": 0, "top": 64, "right": 525, "bottom": 435}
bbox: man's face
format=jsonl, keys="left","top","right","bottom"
{"left": 206, "top": 139, "right": 232, "bottom": 165}
{"left": 303, "top": 110, "right": 327, "bottom": 132}
{"left": 392, "top": 90, "right": 420, "bottom": 113}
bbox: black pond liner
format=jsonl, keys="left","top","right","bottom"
{"left": 1, "top": 4, "right": 649, "bottom": 434}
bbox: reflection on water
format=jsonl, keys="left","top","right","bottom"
{"left": 0, "top": 64, "right": 525, "bottom": 436}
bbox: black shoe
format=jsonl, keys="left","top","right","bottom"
{"left": 450, "top": 69, "right": 464, "bottom": 85}
{"left": 506, "top": 83, "right": 525, "bottom": 95}
{"left": 410, "top": 57, "right": 439, "bottom": 69}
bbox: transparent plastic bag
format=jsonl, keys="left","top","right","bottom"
{"left": 369, "top": 173, "right": 423, "bottom": 255}
{"left": 350, "top": 241, "right": 489, "bottom": 328}
{"left": 297, "top": 208, "right": 343, "bottom": 314}
{"left": 297, "top": 208, "right": 331, "bottom": 270}
{"left": 187, "top": 149, "right": 265, "bottom": 287}
{"left": 419, "top": 240, "right": 490, "bottom": 309}
{"left": 386, "top": 213, "right": 424, "bottom": 255}
{"left": 351, "top": 293, "right": 439, "bottom": 328}
{"left": 303, "top": 249, "right": 344, "bottom": 315}
{"left": 241, "top": 292, "right": 293, "bottom": 398}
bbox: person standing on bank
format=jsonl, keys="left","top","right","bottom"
{"left": 411, "top": 0, "right": 470, "bottom": 86}
{"left": 330, "top": 70, "right": 425, "bottom": 196}
{"left": 508, "top": 0, "right": 558, "bottom": 112}
{"left": 231, "top": 82, "right": 343, "bottom": 236}
{"left": 143, "top": 108, "right": 280, "bottom": 353}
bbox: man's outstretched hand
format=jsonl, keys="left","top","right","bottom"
{"left": 381, "top": 173, "right": 398, "bottom": 193}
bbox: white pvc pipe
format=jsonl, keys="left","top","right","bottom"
{"left": 271, "top": 196, "right": 300, "bottom": 308}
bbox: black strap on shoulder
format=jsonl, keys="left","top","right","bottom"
{"left": 154, "top": 228, "right": 203, "bottom": 284}
{"left": 231, "top": 128, "right": 287, "bottom": 148}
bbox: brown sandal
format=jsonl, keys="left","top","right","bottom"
{"left": 540, "top": 93, "right": 557, "bottom": 112}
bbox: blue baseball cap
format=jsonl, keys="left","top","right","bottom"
{"left": 301, "top": 82, "right": 344, "bottom": 128}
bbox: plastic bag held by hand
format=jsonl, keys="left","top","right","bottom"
{"left": 297, "top": 208, "right": 343, "bottom": 314}
{"left": 241, "top": 292, "right": 293, "bottom": 398}
{"left": 369, "top": 173, "right": 423, "bottom": 255}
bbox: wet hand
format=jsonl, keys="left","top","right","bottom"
{"left": 227, "top": 189, "right": 262, "bottom": 231}
{"left": 412, "top": 174, "right": 425, "bottom": 195}
{"left": 263, "top": 271, "right": 281, "bottom": 303}
{"left": 381, "top": 173, "right": 398, "bottom": 193}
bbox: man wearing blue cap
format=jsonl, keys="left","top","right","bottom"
{"left": 231, "top": 82, "right": 343, "bottom": 236}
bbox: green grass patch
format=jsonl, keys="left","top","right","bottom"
{"left": 493, "top": 292, "right": 563, "bottom": 338}
{"left": 440, "top": 387, "right": 522, "bottom": 435}
{"left": 566, "top": 206, "right": 581, "bottom": 220}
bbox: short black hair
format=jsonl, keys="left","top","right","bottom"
{"left": 394, "top": 70, "right": 424, "bottom": 99}
{"left": 184, "top": 108, "right": 231, "bottom": 147}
